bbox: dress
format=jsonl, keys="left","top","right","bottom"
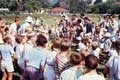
{"left": 44, "top": 50, "right": 58, "bottom": 80}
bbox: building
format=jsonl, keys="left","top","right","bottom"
{"left": 49, "top": 7, "right": 69, "bottom": 15}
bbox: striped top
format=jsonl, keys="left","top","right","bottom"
{"left": 54, "top": 54, "right": 69, "bottom": 77}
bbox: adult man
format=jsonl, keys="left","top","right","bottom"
{"left": 18, "top": 16, "right": 33, "bottom": 34}
{"left": 84, "top": 16, "right": 94, "bottom": 35}
{"left": 9, "top": 17, "right": 20, "bottom": 34}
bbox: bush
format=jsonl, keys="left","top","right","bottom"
{"left": 89, "top": 2, "right": 120, "bottom": 14}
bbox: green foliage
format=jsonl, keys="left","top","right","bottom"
{"left": 24, "top": 1, "right": 42, "bottom": 12}
{"left": 42, "top": 2, "right": 52, "bottom": 8}
{"left": 89, "top": 2, "right": 120, "bottom": 14}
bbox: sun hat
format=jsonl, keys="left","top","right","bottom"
{"left": 104, "top": 32, "right": 111, "bottom": 38}
{"left": 25, "top": 16, "right": 33, "bottom": 23}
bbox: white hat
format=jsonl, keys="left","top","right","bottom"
{"left": 25, "top": 16, "right": 33, "bottom": 22}
{"left": 104, "top": 32, "right": 111, "bottom": 37}
{"left": 76, "top": 36, "right": 81, "bottom": 41}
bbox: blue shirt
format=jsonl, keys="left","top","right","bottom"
{"left": 0, "top": 44, "right": 15, "bottom": 62}
{"left": 27, "top": 47, "right": 47, "bottom": 69}
{"left": 86, "top": 23, "right": 93, "bottom": 33}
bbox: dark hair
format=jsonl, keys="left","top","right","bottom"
{"left": 77, "top": 19, "right": 81, "bottom": 23}
{"left": 36, "top": 34, "right": 47, "bottom": 46}
{"left": 85, "top": 54, "right": 98, "bottom": 70}
{"left": 60, "top": 39, "right": 71, "bottom": 51}
{"left": 15, "top": 17, "right": 20, "bottom": 22}
{"left": 15, "top": 35, "right": 24, "bottom": 44}
{"left": 80, "top": 13, "right": 84, "bottom": 17}
{"left": 116, "top": 38, "right": 120, "bottom": 50}
{"left": 52, "top": 37, "right": 61, "bottom": 50}
{"left": 118, "top": 15, "right": 120, "bottom": 20}
{"left": 3, "top": 36, "right": 11, "bottom": 43}
{"left": 70, "top": 53, "right": 82, "bottom": 66}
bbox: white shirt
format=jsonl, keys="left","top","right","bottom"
{"left": 106, "top": 56, "right": 120, "bottom": 80}
{"left": 9, "top": 23, "right": 17, "bottom": 34}
{"left": 109, "top": 49, "right": 118, "bottom": 57}
{"left": 18, "top": 22, "right": 30, "bottom": 34}
{"left": 78, "top": 73, "right": 105, "bottom": 80}
{"left": 89, "top": 48, "right": 100, "bottom": 59}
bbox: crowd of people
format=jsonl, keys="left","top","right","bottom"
{"left": 0, "top": 13, "right": 120, "bottom": 80}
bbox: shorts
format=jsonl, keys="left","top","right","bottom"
{"left": 22, "top": 66, "right": 41, "bottom": 80}
{"left": 1, "top": 61, "right": 14, "bottom": 72}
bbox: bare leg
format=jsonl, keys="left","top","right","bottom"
{"left": 2, "top": 71, "right": 7, "bottom": 80}
{"left": 8, "top": 72, "right": 13, "bottom": 80}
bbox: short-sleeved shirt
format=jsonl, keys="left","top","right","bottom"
{"left": 23, "top": 43, "right": 33, "bottom": 61}
{"left": 78, "top": 73, "right": 105, "bottom": 80}
{"left": 89, "top": 48, "right": 100, "bottom": 59}
{"left": 60, "top": 67, "right": 82, "bottom": 80}
{"left": 0, "top": 44, "right": 15, "bottom": 62}
{"left": 18, "top": 22, "right": 30, "bottom": 34}
{"left": 86, "top": 23, "right": 93, "bottom": 33}
{"left": 106, "top": 56, "right": 120, "bottom": 80}
{"left": 9, "top": 23, "right": 17, "bottom": 34}
{"left": 27, "top": 47, "right": 47, "bottom": 69}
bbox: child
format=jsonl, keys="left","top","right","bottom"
{"left": 78, "top": 54, "right": 105, "bottom": 80}
{"left": 60, "top": 53, "right": 82, "bottom": 80}
{"left": 15, "top": 34, "right": 27, "bottom": 73}
{"left": 0, "top": 36, "right": 16, "bottom": 80}
{"left": 54, "top": 39, "right": 71, "bottom": 79}
{"left": 44, "top": 37, "right": 61, "bottom": 80}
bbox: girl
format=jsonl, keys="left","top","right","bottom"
{"left": 15, "top": 34, "right": 27, "bottom": 73}
{"left": 44, "top": 37, "right": 61, "bottom": 80}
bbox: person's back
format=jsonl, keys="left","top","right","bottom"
{"left": 27, "top": 47, "right": 46, "bottom": 68}
{"left": 54, "top": 39, "right": 71, "bottom": 79}
{"left": 105, "top": 38, "right": 120, "bottom": 80}
{"left": 78, "top": 54, "right": 105, "bottom": 80}
{"left": 78, "top": 73, "right": 105, "bottom": 80}
{"left": 60, "top": 53, "right": 82, "bottom": 80}
{"left": 0, "top": 44, "right": 14, "bottom": 62}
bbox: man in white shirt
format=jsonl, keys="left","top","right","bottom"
{"left": 9, "top": 17, "right": 20, "bottom": 34}
{"left": 78, "top": 54, "right": 105, "bottom": 80}
{"left": 18, "top": 16, "right": 33, "bottom": 34}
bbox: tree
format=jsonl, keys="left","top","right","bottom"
{"left": 24, "top": 1, "right": 42, "bottom": 12}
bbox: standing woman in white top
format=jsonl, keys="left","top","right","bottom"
{"left": 15, "top": 34, "right": 27, "bottom": 73}
{"left": 44, "top": 37, "right": 61, "bottom": 80}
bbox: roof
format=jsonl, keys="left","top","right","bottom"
{"left": 51, "top": 7, "right": 67, "bottom": 12}
{"left": 114, "top": 2, "right": 120, "bottom": 5}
